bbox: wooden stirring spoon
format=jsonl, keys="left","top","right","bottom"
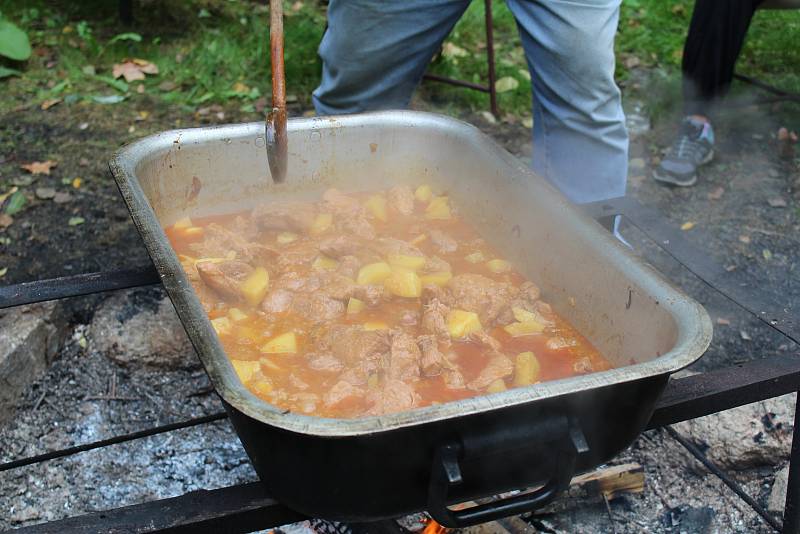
{"left": 266, "top": 0, "right": 287, "bottom": 183}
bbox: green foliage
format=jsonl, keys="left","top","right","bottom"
{"left": 0, "top": 14, "right": 31, "bottom": 61}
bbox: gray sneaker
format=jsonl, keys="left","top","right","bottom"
{"left": 653, "top": 117, "right": 715, "bottom": 187}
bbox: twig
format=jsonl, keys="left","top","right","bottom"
{"left": 186, "top": 386, "right": 215, "bottom": 398}
{"left": 603, "top": 494, "right": 618, "bottom": 534}
{"left": 32, "top": 390, "right": 47, "bottom": 411}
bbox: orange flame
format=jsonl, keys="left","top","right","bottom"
{"left": 422, "top": 518, "right": 449, "bottom": 534}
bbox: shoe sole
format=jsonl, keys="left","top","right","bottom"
{"left": 652, "top": 149, "right": 714, "bottom": 187}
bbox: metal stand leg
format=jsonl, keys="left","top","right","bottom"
{"left": 484, "top": 0, "right": 498, "bottom": 118}
{"left": 783, "top": 393, "right": 800, "bottom": 533}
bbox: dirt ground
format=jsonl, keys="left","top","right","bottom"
{"left": 1, "top": 70, "right": 799, "bottom": 533}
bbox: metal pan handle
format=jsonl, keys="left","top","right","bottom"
{"left": 426, "top": 416, "right": 588, "bottom": 528}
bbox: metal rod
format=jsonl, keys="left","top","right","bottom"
{"left": 484, "top": 0, "right": 499, "bottom": 118}
{"left": 9, "top": 482, "right": 305, "bottom": 534}
{"left": 0, "top": 412, "right": 227, "bottom": 473}
{"left": 0, "top": 266, "right": 160, "bottom": 309}
{"left": 422, "top": 73, "right": 490, "bottom": 93}
{"left": 783, "top": 393, "right": 800, "bottom": 533}
{"left": 665, "top": 426, "right": 783, "bottom": 532}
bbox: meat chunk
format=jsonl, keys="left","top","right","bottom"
{"left": 422, "top": 256, "right": 451, "bottom": 274}
{"left": 276, "top": 241, "right": 320, "bottom": 271}
{"left": 322, "top": 189, "right": 376, "bottom": 239}
{"left": 336, "top": 255, "right": 361, "bottom": 280}
{"left": 319, "top": 235, "right": 382, "bottom": 264}
{"left": 324, "top": 380, "right": 365, "bottom": 408}
{"left": 468, "top": 353, "right": 513, "bottom": 390}
{"left": 388, "top": 331, "right": 421, "bottom": 381}
{"left": 373, "top": 237, "right": 422, "bottom": 258}
{"left": 448, "top": 274, "right": 517, "bottom": 325}
{"left": 352, "top": 284, "right": 385, "bottom": 307}
{"left": 196, "top": 260, "right": 253, "bottom": 301}
{"left": 546, "top": 336, "right": 578, "bottom": 351}
{"left": 422, "top": 298, "right": 451, "bottom": 342}
{"left": 387, "top": 185, "right": 414, "bottom": 215}
{"left": 368, "top": 379, "right": 419, "bottom": 415}
{"left": 290, "top": 293, "right": 344, "bottom": 323}
{"left": 262, "top": 288, "right": 293, "bottom": 313}
{"left": 444, "top": 368, "right": 466, "bottom": 390}
{"left": 319, "top": 325, "right": 390, "bottom": 368}
{"left": 573, "top": 357, "right": 593, "bottom": 373}
{"left": 418, "top": 335, "right": 447, "bottom": 377}
{"left": 253, "top": 201, "right": 316, "bottom": 233}
{"left": 308, "top": 353, "right": 345, "bottom": 373}
{"left": 190, "top": 223, "right": 279, "bottom": 264}
{"left": 469, "top": 330, "right": 502, "bottom": 351}
{"left": 429, "top": 229, "right": 458, "bottom": 254}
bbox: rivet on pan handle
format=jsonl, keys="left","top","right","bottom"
{"left": 427, "top": 416, "right": 588, "bottom": 528}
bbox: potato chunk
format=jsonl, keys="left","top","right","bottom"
{"left": 465, "top": 251, "right": 485, "bottom": 264}
{"left": 240, "top": 267, "right": 270, "bottom": 307}
{"left": 513, "top": 351, "right": 541, "bottom": 386}
{"left": 357, "top": 262, "right": 393, "bottom": 285}
{"left": 347, "top": 297, "right": 365, "bottom": 315}
{"left": 363, "top": 321, "right": 389, "bottom": 331}
{"left": 183, "top": 226, "right": 205, "bottom": 239}
{"left": 173, "top": 216, "right": 193, "bottom": 229}
{"left": 227, "top": 308, "right": 248, "bottom": 322}
{"left": 364, "top": 195, "right": 388, "bottom": 222}
{"left": 487, "top": 378, "right": 507, "bottom": 393}
{"left": 312, "top": 255, "right": 339, "bottom": 271}
{"left": 387, "top": 254, "right": 426, "bottom": 271}
{"left": 447, "top": 309, "right": 482, "bottom": 338}
{"left": 420, "top": 271, "right": 452, "bottom": 287}
{"left": 425, "top": 196, "right": 451, "bottom": 220}
{"left": 276, "top": 231, "right": 298, "bottom": 244}
{"left": 231, "top": 359, "right": 260, "bottom": 383}
{"left": 503, "top": 321, "right": 544, "bottom": 337}
{"left": 384, "top": 267, "right": 422, "bottom": 298}
{"left": 261, "top": 332, "right": 298, "bottom": 354}
{"left": 211, "top": 317, "right": 232, "bottom": 336}
{"left": 310, "top": 213, "right": 333, "bottom": 235}
{"left": 486, "top": 259, "right": 511, "bottom": 273}
{"left": 415, "top": 184, "right": 433, "bottom": 203}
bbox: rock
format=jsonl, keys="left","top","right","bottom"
{"left": 768, "top": 464, "right": 790, "bottom": 513}
{"left": 661, "top": 505, "right": 715, "bottom": 533}
{"left": 88, "top": 287, "right": 199, "bottom": 370}
{"left": 674, "top": 393, "right": 795, "bottom": 470}
{"left": 0, "top": 302, "right": 69, "bottom": 422}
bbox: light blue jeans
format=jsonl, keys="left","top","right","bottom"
{"left": 312, "top": 0, "right": 628, "bottom": 204}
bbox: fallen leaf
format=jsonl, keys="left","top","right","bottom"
{"left": 495, "top": 76, "right": 519, "bottom": 93}
{"left": 680, "top": 221, "right": 695, "bottom": 231}
{"left": 136, "top": 84, "right": 145, "bottom": 94}
{"left": 479, "top": 111, "right": 497, "bottom": 125}
{"left": 762, "top": 249, "right": 773, "bottom": 261}
{"left": 35, "top": 187, "right": 56, "bottom": 199}
{"left": 521, "top": 116, "right": 533, "bottom": 129}
{"left": 79, "top": 122, "right": 89, "bottom": 130}
{"left": 91, "top": 94, "right": 126, "bottom": 104}
{"left": 291, "top": 1, "right": 304, "bottom": 12}
{"left": 0, "top": 267, "right": 7, "bottom": 278}
{"left": 671, "top": 4, "right": 685, "bottom": 15}
{"left": 4, "top": 191, "right": 26, "bottom": 215}
{"left": 517, "top": 68, "right": 531, "bottom": 81}
{"left": 739, "top": 235, "right": 751, "bottom": 244}
{"left": 68, "top": 216, "right": 85, "bottom": 226}
{"left": 629, "top": 157, "right": 646, "bottom": 170}
{"left": 624, "top": 56, "right": 640, "bottom": 69}
{"left": 158, "top": 80, "right": 177, "bottom": 92}
{"left": 53, "top": 192, "right": 72, "bottom": 204}
{"left": 707, "top": 186, "right": 724, "bottom": 200}
{"left": 740, "top": 330, "right": 752, "bottom": 341}
{"left": 78, "top": 336, "right": 88, "bottom": 349}
{"left": 72, "top": 178, "right": 82, "bottom": 189}
{"left": 82, "top": 65, "right": 96, "bottom": 76}
{"left": 716, "top": 318, "right": 730, "bottom": 326}
{"left": 11, "top": 176, "right": 34, "bottom": 186}
{"left": 135, "top": 110, "right": 150, "bottom": 121}
{"left": 41, "top": 98, "right": 62, "bottom": 110}
{"left": 0, "top": 236, "right": 10, "bottom": 245}
{"left": 0, "top": 186, "right": 19, "bottom": 204}
{"left": 112, "top": 58, "right": 159, "bottom": 82}
{"left": 725, "top": 264, "right": 737, "bottom": 272}
{"left": 21, "top": 160, "right": 57, "bottom": 175}
{"left": 0, "top": 214, "right": 13, "bottom": 228}
{"left": 232, "top": 81, "right": 250, "bottom": 94}
{"left": 442, "top": 42, "right": 468, "bottom": 58}
{"left": 768, "top": 197, "right": 787, "bottom": 208}
{"left": 79, "top": 157, "right": 89, "bottom": 166}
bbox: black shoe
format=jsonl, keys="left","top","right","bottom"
{"left": 653, "top": 117, "right": 715, "bottom": 187}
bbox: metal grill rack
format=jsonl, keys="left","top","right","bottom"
{"left": 1, "top": 196, "right": 798, "bottom": 533}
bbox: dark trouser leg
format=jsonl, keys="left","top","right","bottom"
{"left": 681, "top": 0, "right": 764, "bottom": 116}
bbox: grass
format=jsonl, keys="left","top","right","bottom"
{"left": 0, "top": 0, "right": 799, "bottom": 118}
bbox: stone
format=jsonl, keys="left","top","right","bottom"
{"left": 88, "top": 287, "right": 199, "bottom": 370}
{"left": 0, "top": 302, "right": 69, "bottom": 421}
{"left": 674, "top": 393, "right": 795, "bottom": 470}
{"left": 768, "top": 464, "right": 790, "bottom": 513}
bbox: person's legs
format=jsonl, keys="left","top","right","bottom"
{"left": 505, "top": 0, "right": 628, "bottom": 204}
{"left": 682, "top": 0, "right": 764, "bottom": 117}
{"left": 313, "top": 0, "right": 470, "bottom": 115}
{"left": 655, "top": 0, "right": 762, "bottom": 187}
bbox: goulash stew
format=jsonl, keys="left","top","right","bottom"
{"left": 167, "top": 186, "right": 611, "bottom": 418}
